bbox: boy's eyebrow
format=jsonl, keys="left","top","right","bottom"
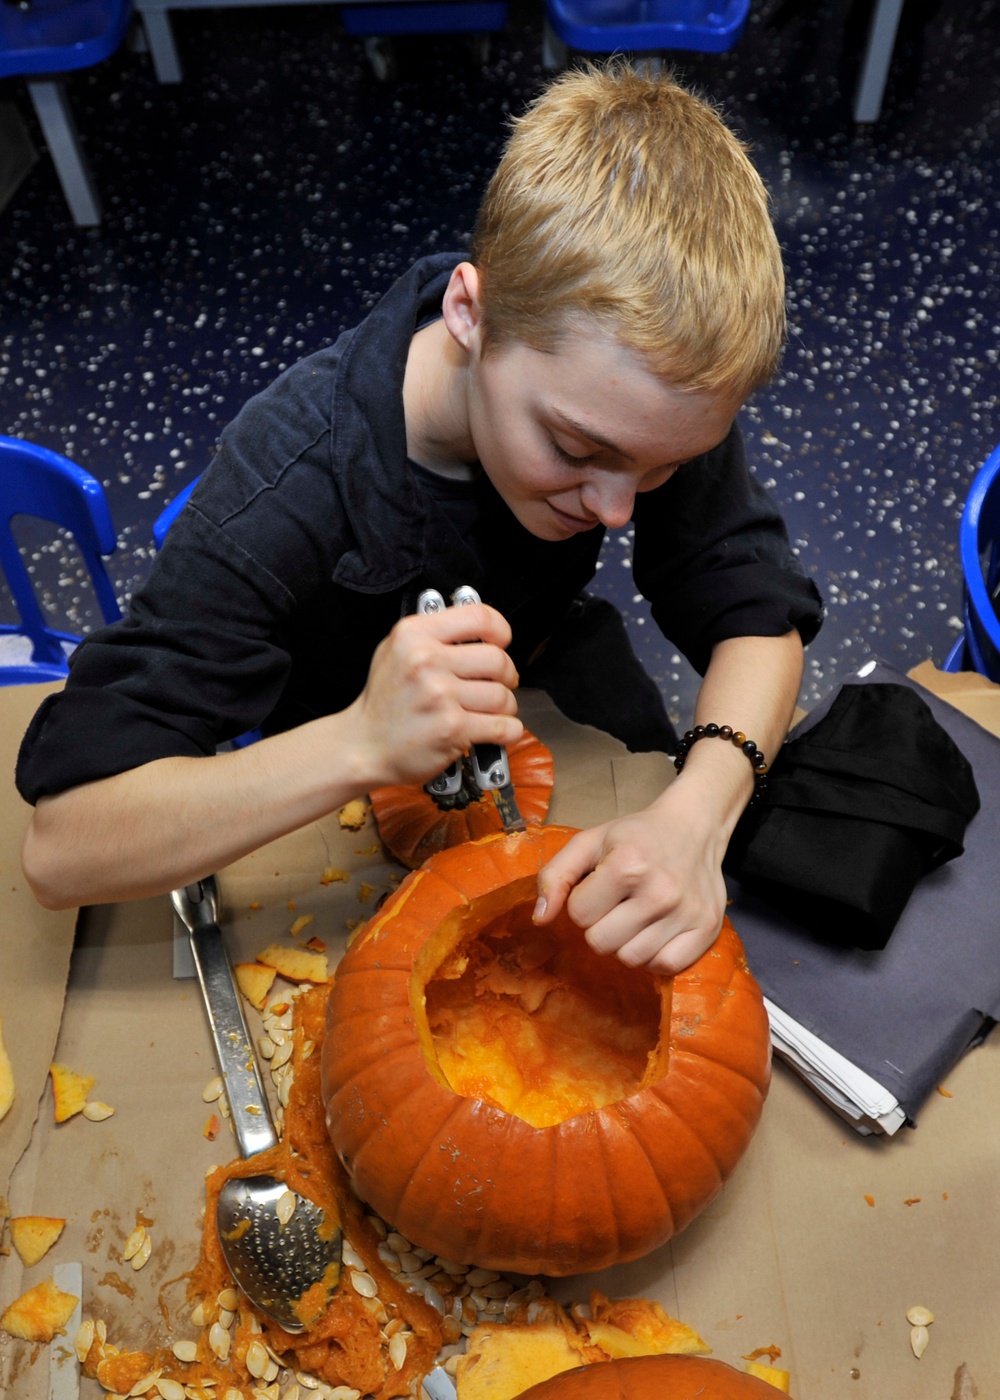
{"left": 549, "top": 409, "right": 636, "bottom": 461}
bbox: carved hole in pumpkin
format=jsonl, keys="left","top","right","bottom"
{"left": 417, "top": 892, "right": 669, "bottom": 1129}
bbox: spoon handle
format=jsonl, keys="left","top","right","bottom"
{"left": 172, "top": 877, "right": 278, "bottom": 1159}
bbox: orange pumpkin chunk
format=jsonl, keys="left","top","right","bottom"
{"left": 1, "top": 1277, "right": 78, "bottom": 1342}
{"left": 10, "top": 1216, "right": 66, "bottom": 1267}
{"left": 49, "top": 1062, "right": 96, "bottom": 1123}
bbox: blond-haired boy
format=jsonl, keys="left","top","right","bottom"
{"left": 19, "top": 64, "right": 821, "bottom": 974}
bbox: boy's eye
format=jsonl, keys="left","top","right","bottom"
{"left": 548, "top": 437, "right": 595, "bottom": 465}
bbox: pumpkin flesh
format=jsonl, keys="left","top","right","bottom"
{"left": 416, "top": 883, "right": 670, "bottom": 1127}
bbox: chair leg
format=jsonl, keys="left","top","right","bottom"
{"left": 853, "top": 0, "right": 905, "bottom": 123}
{"left": 27, "top": 80, "right": 101, "bottom": 226}
{"left": 542, "top": 17, "right": 567, "bottom": 71}
{"left": 139, "top": 11, "right": 184, "bottom": 84}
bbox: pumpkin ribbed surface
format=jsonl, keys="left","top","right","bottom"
{"left": 516, "top": 1354, "right": 791, "bottom": 1399}
{"left": 322, "top": 826, "right": 771, "bottom": 1277}
{"left": 369, "top": 728, "right": 554, "bottom": 869}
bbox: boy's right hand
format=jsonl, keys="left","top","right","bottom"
{"left": 346, "top": 603, "right": 523, "bottom": 789}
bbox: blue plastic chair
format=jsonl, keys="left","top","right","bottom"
{"left": 0, "top": 0, "right": 133, "bottom": 226}
{"left": 152, "top": 474, "right": 199, "bottom": 550}
{"left": 0, "top": 436, "right": 121, "bottom": 684}
{"left": 543, "top": 0, "right": 751, "bottom": 65}
{"left": 944, "top": 444, "right": 1000, "bottom": 682}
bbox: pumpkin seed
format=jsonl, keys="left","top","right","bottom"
{"left": 271, "top": 1040, "right": 294, "bottom": 1070}
{"left": 906, "top": 1305, "right": 935, "bottom": 1327}
{"left": 388, "top": 1333, "right": 407, "bottom": 1371}
{"left": 910, "top": 1325, "right": 930, "bottom": 1359}
{"left": 483, "top": 1280, "right": 514, "bottom": 1299}
{"left": 360, "top": 1295, "right": 388, "bottom": 1324}
{"left": 218, "top": 1307, "right": 236, "bottom": 1329}
{"left": 95, "top": 1318, "right": 108, "bottom": 1343}
{"left": 123, "top": 1225, "right": 147, "bottom": 1261}
{"left": 171, "top": 1341, "right": 198, "bottom": 1363}
{"left": 466, "top": 1268, "right": 500, "bottom": 1287}
{"left": 83, "top": 1101, "right": 116, "bottom": 1121}
{"left": 202, "top": 1078, "right": 224, "bottom": 1103}
{"left": 258, "top": 1037, "right": 276, "bottom": 1061}
{"left": 275, "top": 1190, "right": 297, "bottom": 1226}
{"left": 324, "top": 1390, "right": 361, "bottom": 1400}
{"left": 443, "top": 1356, "right": 461, "bottom": 1377}
{"left": 398, "top": 1251, "right": 423, "bottom": 1274}
{"left": 282, "top": 1387, "right": 301, "bottom": 1400}
{"left": 263, "top": 1360, "right": 279, "bottom": 1384}
{"left": 209, "top": 1322, "right": 231, "bottom": 1361}
{"left": 131, "top": 1234, "right": 153, "bottom": 1271}
{"left": 217, "top": 1287, "right": 240, "bottom": 1311}
{"left": 246, "top": 1340, "right": 270, "bottom": 1378}
{"left": 423, "top": 1284, "right": 446, "bottom": 1315}
{"left": 366, "top": 1215, "right": 388, "bottom": 1240}
{"left": 377, "top": 1243, "right": 399, "bottom": 1271}
{"left": 349, "top": 1270, "right": 377, "bottom": 1298}
{"left": 247, "top": 1314, "right": 263, "bottom": 1333}
{"left": 440, "top": 1315, "right": 462, "bottom": 1344}
{"left": 295, "top": 1375, "right": 321, "bottom": 1390}
{"left": 190, "top": 1303, "right": 207, "bottom": 1327}
{"left": 386, "top": 1232, "right": 411, "bottom": 1254}
{"left": 156, "top": 1381, "right": 187, "bottom": 1400}
{"left": 224, "top": 1390, "right": 245, "bottom": 1400}
{"left": 341, "top": 1240, "right": 365, "bottom": 1271}
{"left": 129, "top": 1371, "right": 162, "bottom": 1396}
{"left": 277, "top": 1076, "right": 293, "bottom": 1108}
{"left": 74, "top": 1319, "right": 96, "bottom": 1363}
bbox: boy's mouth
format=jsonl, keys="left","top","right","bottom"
{"left": 546, "top": 501, "right": 599, "bottom": 533}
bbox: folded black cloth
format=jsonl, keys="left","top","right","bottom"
{"left": 724, "top": 682, "right": 981, "bottom": 949}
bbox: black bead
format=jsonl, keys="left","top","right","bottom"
{"left": 675, "top": 741, "right": 690, "bottom": 757}
{"left": 753, "top": 752, "right": 767, "bottom": 768}
{"left": 741, "top": 739, "right": 757, "bottom": 757}
{"left": 719, "top": 726, "right": 733, "bottom": 740}
{"left": 683, "top": 730, "right": 696, "bottom": 744}
{"left": 693, "top": 725, "right": 706, "bottom": 737}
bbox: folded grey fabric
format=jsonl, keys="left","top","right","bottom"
{"left": 725, "top": 660, "right": 1000, "bottom": 1124}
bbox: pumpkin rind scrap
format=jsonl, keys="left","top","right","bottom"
{"left": 369, "top": 728, "right": 554, "bottom": 869}
{"left": 515, "top": 1354, "right": 791, "bottom": 1399}
{"left": 322, "top": 826, "right": 771, "bottom": 1277}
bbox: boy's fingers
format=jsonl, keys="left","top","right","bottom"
{"left": 419, "top": 602, "right": 512, "bottom": 648}
{"left": 534, "top": 829, "right": 605, "bottom": 924}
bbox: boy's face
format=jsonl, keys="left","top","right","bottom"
{"left": 465, "top": 325, "right": 743, "bottom": 541}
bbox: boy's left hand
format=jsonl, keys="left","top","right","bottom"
{"left": 532, "top": 787, "right": 730, "bottom": 975}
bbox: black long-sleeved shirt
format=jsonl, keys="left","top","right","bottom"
{"left": 16, "top": 254, "right": 823, "bottom": 802}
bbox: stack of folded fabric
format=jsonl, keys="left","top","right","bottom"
{"left": 724, "top": 660, "right": 998, "bottom": 1135}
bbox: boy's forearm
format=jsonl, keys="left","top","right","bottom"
{"left": 21, "top": 712, "right": 374, "bottom": 910}
{"left": 656, "top": 630, "right": 804, "bottom": 837}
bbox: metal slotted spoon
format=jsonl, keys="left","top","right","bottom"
{"left": 172, "top": 877, "right": 342, "bottom": 1332}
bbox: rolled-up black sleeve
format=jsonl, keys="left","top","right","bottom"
{"left": 632, "top": 422, "right": 824, "bottom": 676}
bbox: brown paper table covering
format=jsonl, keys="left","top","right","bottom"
{"left": 1, "top": 677, "right": 999, "bottom": 1397}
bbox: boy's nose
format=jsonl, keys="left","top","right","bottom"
{"left": 582, "top": 478, "right": 636, "bottom": 529}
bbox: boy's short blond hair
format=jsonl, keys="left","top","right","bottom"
{"left": 471, "top": 63, "right": 786, "bottom": 399}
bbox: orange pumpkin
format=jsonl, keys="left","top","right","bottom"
{"left": 369, "top": 728, "right": 554, "bottom": 869}
{"left": 515, "top": 1355, "right": 791, "bottom": 1399}
{"left": 322, "top": 826, "right": 771, "bottom": 1277}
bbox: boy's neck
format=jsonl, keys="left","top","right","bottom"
{"left": 402, "top": 318, "right": 479, "bottom": 477}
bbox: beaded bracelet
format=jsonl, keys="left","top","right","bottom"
{"left": 672, "top": 723, "right": 769, "bottom": 799}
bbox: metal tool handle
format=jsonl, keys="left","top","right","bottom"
{"left": 417, "top": 588, "right": 463, "bottom": 797}
{"left": 171, "top": 877, "right": 278, "bottom": 1159}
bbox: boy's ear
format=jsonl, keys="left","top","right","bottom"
{"left": 441, "top": 262, "right": 483, "bottom": 354}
